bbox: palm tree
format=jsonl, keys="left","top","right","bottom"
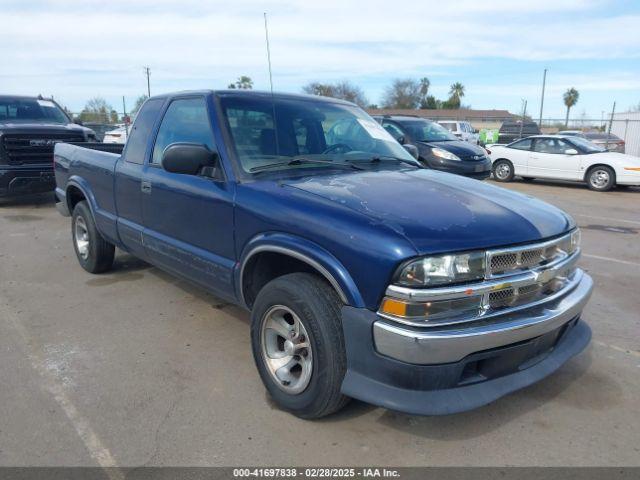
{"left": 448, "top": 82, "right": 465, "bottom": 108}
{"left": 563, "top": 88, "right": 580, "bottom": 127}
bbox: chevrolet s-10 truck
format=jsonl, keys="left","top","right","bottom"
{"left": 54, "top": 90, "right": 593, "bottom": 419}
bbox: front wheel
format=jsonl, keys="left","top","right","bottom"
{"left": 493, "top": 159, "right": 514, "bottom": 182}
{"left": 587, "top": 166, "right": 615, "bottom": 191}
{"left": 250, "top": 273, "right": 349, "bottom": 419}
{"left": 72, "top": 201, "right": 115, "bottom": 273}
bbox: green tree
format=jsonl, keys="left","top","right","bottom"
{"left": 563, "top": 87, "right": 580, "bottom": 127}
{"left": 446, "top": 82, "right": 466, "bottom": 109}
{"left": 228, "top": 75, "right": 254, "bottom": 89}
{"left": 423, "top": 95, "right": 439, "bottom": 109}
{"left": 79, "top": 97, "right": 113, "bottom": 123}
{"left": 381, "top": 78, "right": 421, "bottom": 109}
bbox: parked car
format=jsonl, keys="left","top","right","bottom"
{"left": 373, "top": 115, "right": 491, "bottom": 179}
{"left": 83, "top": 122, "right": 117, "bottom": 142}
{"left": 437, "top": 120, "right": 479, "bottom": 144}
{"left": 498, "top": 120, "right": 541, "bottom": 144}
{"left": 557, "top": 130, "right": 626, "bottom": 153}
{"left": 103, "top": 125, "right": 128, "bottom": 144}
{"left": 55, "top": 90, "right": 592, "bottom": 419}
{"left": 0, "top": 94, "right": 96, "bottom": 197}
{"left": 489, "top": 135, "right": 640, "bottom": 191}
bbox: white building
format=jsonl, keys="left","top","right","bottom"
{"left": 611, "top": 111, "right": 640, "bottom": 157}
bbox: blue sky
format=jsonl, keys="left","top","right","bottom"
{"left": 1, "top": 0, "right": 638, "bottom": 118}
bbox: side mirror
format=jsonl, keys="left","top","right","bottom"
{"left": 403, "top": 144, "right": 419, "bottom": 159}
{"left": 565, "top": 148, "right": 578, "bottom": 155}
{"left": 73, "top": 118, "right": 83, "bottom": 126}
{"left": 396, "top": 135, "right": 406, "bottom": 144}
{"left": 161, "top": 143, "right": 219, "bottom": 176}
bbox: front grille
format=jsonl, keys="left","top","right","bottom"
{"left": 487, "top": 234, "right": 573, "bottom": 277}
{"left": 488, "top": 278, "right": 566, "bottom": 310}
{"left": 2, "top": 133, "right": 85, "bottom": 165}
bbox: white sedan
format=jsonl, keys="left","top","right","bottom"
{"left": 103, "top": 125, "right": 128, "bottom": 144}
{"left": 488, "top": 135, "right": 640, "bottom": 191}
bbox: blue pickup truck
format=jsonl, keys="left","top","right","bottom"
{"left": 54, "top": 90, "right": 593, "bottom": 419}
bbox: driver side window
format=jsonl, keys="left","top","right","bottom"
{"left": 152, "top": 97, "right": 215, "bottom": 165}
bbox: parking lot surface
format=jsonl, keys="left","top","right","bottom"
{"left": 1, "top": 180, "right": 639, "bottom": 467}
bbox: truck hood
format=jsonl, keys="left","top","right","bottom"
{"left": 0, "top": 122, "right": 88, "bottom": 134}
{"left": 282, "top": 169, "right": 574, "bottom": 254}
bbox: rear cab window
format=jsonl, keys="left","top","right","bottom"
{"left": 123, "top": 98, "right": 165, "bottom": 164}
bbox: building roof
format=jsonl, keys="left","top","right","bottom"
{"left": 367, "top": 108, "right": 515, "bottom": 120}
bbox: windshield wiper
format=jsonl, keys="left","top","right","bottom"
{"left": 365, "top": 155, "right": 423, "bottom": 168}
{"left": 249, "top": 157, "right": 365, "bottom": 173}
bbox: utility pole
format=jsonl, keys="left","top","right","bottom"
{"left": 143, "top": 66, "right": 151, "bottom": 97}
{"left": 122, "top": 96, "right": 129, "bottom": 135}
{"left": 538, "top": 68, "right": 547, "bottom": 127}
{"left": 606, "top": 101, "right": 616, "bottom": 150}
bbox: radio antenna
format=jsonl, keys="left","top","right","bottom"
{"left": 263, "top": 12, "right": 279, "bottom": 155}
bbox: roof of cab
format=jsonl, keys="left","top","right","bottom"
{"left": 148, "top": 89, "right": 357, "bottom": 106}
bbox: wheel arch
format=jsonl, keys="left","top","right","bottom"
{"left": 237, "top": 233, "right": 365, "bottom": 309}
{"left": 583, "top": 163, "right": 616, "bottom": 183}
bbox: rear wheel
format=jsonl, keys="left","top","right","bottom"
{"left": 586, "top": 166, "right": 615, "bottom": 192}
{"left": 250, "top": 272, "right": 349, "bottom": 419}
{"left": 72, "top": 201, "right": 115, "bottom": 273}
{"left": 493, "top": 159, "right": 514, "bottom": 182}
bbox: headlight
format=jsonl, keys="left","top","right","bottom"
{"left": 432, "top": 147, "right": 461, "bottom": 161}
{"left": 395, "top": 251, "right": 486, "bottom": 287}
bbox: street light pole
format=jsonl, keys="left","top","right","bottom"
{"left": 538, "top": 68, "right": 547, "bottom": 127}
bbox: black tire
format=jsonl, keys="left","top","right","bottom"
{"left": 250, "top": 272, "right": 350, "bottom": 419}
{"left": 71, "top": 201, "right": 115, "bottom": 273}
{"left": 521, "top": 176, "right": 535, "bottom": 182}
{"left": 586, "top": 165, "right": 615, "bottom": 192}
{"left": 492, "top": 159, "right": 514, "bottom": 182}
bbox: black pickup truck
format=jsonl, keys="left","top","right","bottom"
{"left": 0, "top": 95, "right": 99, "bottom": 197}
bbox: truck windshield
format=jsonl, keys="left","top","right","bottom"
{"left": 219, "top": 95, "right": 417, "bottom": 174}
{"left": 401, "top": 120, "right": 457, "bottom": 142}
{"left": 0, "top": 97, "right": 69, "bottom": 124}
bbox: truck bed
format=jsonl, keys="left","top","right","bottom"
{"left": 54, "top": 142, "right": 121, "bottom": 226}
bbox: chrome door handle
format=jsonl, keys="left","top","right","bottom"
{"left": 141, "top": 181, "right": 152, "bottom": 194}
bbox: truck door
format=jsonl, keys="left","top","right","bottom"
{"left": 114, "top": 97, "right": 165, "bottom": 259}
{"left": 141, "top": 96, "right": 236, "bottom": 298}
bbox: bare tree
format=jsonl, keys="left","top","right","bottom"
{"left": 381, "top": 79, "right": 421, "bottom": 109}
{"left": 79, "top": 97, "right": 114, "bottom": 123}
{"left": 302, "top": 80, "right": 368, "bottom": 107}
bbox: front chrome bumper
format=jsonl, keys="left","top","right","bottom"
{"left": 373, "top": 271, "right": 593, "bottom": 364}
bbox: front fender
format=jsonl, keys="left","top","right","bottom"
{"left": 237, "top": 232, "right": 365, "bottom": 308}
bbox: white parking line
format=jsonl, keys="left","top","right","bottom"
{"left": 2, "top": 302, "right": 124, "bottom": 480}
{"left": 583, "top": 253, "right": 640, "bottom": 267}
{"left": 595, "top": 341, "right": 640, "bottom": 358}
{"left": 576, "top": 214, "right": 640, "bottom": 226}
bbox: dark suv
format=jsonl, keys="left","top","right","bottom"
{"left": 373, "top": 115, "right": 491, "bottom": 179}
{"left": 0, "top": 95, "right": 96, "bottom": 197}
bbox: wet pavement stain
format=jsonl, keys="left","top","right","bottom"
{"left": 3, "top": 214, "right": 44, "bottom": 222}
{"left": 85, "top": 272, "right": 145, "bottom": 286}
{"left": 582, "top": 224, "right": 637, "bottom": 235}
